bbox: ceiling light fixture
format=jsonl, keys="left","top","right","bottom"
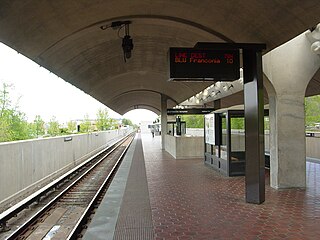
{"left": 223, "top": 84, "right": 234, "bottom": 91}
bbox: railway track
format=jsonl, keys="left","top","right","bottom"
{"left": 0, "top": 133, "right": 135, "bottom": 239}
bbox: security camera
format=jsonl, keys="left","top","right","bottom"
{"left": 101, "top": 20, "right": 133, "bottom": 62}
{"left": 122, "top": 35, "right": 133, "bottom": 59}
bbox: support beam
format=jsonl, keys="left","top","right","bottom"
{"left": 213, "top": 99, "right": 221, "bottom": 110}
{"left": 243, "top": 49, "right": 265, "bottom": 204}
{"left": 161, "top": 94, "right": 167, "bottom": 150}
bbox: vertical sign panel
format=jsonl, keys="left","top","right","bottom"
{"left": 205, "top": 114, "right": 215, "bottom": 145}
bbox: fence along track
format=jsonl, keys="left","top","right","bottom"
{"left": 5, "top": 134, "right": 134, "bottom": 240}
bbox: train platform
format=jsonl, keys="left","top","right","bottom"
{"left": 84, "top": 133, "right": 320, "bottom": 240}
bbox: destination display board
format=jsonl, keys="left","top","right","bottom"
{"left": 167, "top": 108, "right": 214, "bottom": 115}
{"left": 168, "top": 47, "right": 240, "bottom": 81}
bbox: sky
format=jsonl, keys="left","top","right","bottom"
{"left": 0, "top": 42, "right": 158, "bottom": 124}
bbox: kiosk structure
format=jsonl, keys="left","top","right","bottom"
{"left": 205, "top": 109, "right": 270, "bottom": 177}
{"left": 205, "top": 110, "right": 245, "bottom": 176}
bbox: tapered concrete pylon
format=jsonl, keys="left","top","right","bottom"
{"left": 263, "top": 30, "right": 320, "bottom": 189}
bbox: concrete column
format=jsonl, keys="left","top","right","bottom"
{"left": 161, "top": 94, "right": 168, "bottom": 150}
{"left": 263, "top": 30, "right": 320, "bottom": 188}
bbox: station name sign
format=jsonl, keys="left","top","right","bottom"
{"left": 168, "top": 47, "right": 240, "bottom": 81}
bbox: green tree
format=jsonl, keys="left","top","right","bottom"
{"left": 181, "top": 115, "right": 204, "bottom": 128}
{"left": 0, "top": 111, "right": 11, "bottom": 141}
{"left": 231, "top": 118, "right": 244, "bottom": 129}
{"left": 47, "top": 116, "right": 60, "bottom": 136}
{"left": 96, "top": 109, "right": 110, "bottom": 130}
{"left": 122, "top": 118, "right": 133, "bottom": 126}
{"left": 80, "top": 114, "right": 93, "bottom": 133}
{"left": 305, "top": 95, "right": 320, "bottom": 127}
{"left": 0, "top": 83, "right": 12, "bottom": 141}
{"left": 11, "top": 111, "right": 31, "bottom": 140}
{"left": 30, "top": 115, "right": 45, "bottom": 137}
{"left": 0, "top": 83, "right": 12, "bottom": 111}
{"left": 0, "top": 83, "right": 32, "bottom": 142}
{"left": 67, "top": 120, "right": 77, "bottom": 133}
{"left": 109, "top": 118, "right": 119, "bottom": 130}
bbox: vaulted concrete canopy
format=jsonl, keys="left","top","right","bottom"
{"left": 0, "top": 1, "right": 319, "bottom": 114}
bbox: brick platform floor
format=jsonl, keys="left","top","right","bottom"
{"left": 142, "top": 134, "right": 320, "bottom": 240}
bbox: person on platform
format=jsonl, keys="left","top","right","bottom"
{"left": 151, "top": 128, "right": 155, "bottom": 137}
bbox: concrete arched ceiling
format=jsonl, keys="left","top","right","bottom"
{"left": 0, "top": 1, "right": 319, "bottom": 114}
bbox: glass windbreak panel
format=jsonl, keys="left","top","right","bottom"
{"left": 220, "top": 115, "right": 228, "bottom": 160}
{"left": 213, "top": 145, "right": 219, "bottom": 157}
{"left": 181, "top": 122, "right": 186, "bottom": 135}
{"left": 230, "top": 117, "right": 245, "bottom": 162}
{"left": 205, "top": 143, "right": 211, "bottom": 153}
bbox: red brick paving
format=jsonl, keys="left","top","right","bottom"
{"left": 142, "top": 134, "right": 320, "bottom": 240}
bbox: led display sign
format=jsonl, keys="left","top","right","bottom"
{"left": 169, "top": 48, "right": 240, "bottom": 81}
{"left": 167, "top": 108, "right": 215, "bottom": 115}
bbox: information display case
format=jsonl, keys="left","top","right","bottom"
{"left": 204, "top": 109, "right": 269, "bottom": 177}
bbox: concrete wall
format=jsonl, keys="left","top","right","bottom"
{"left": 186, "top": 128, "right": 204, "bottom": 136}
{"left": 0, "top": 129, "right": 131, "bottom": 204}
{"left": 186, "top": 128, "right": 271, "bottom": 152}
{"left": 306, "top": 136, "right": 320, "bottom": 159}
{"left": 165, "top": 130, "right": 269, "bottom": 159}
{"left": 165, "top": 134, "right": 176, "bottom": 158}
{"left": 165, "top": 134, "right": 204, "bottom": 159}
{"left": 166, "top": 129, "right": 320, "bottom": 161}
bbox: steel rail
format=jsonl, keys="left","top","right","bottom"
{"left": 0, "top": 135, "right": 126, "bottom": 230}
{"left": 66, "top": 134, "right": 135, "bottom": 239}
{"left": 2, "top": 132, "right": 134, "bottom": 239}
